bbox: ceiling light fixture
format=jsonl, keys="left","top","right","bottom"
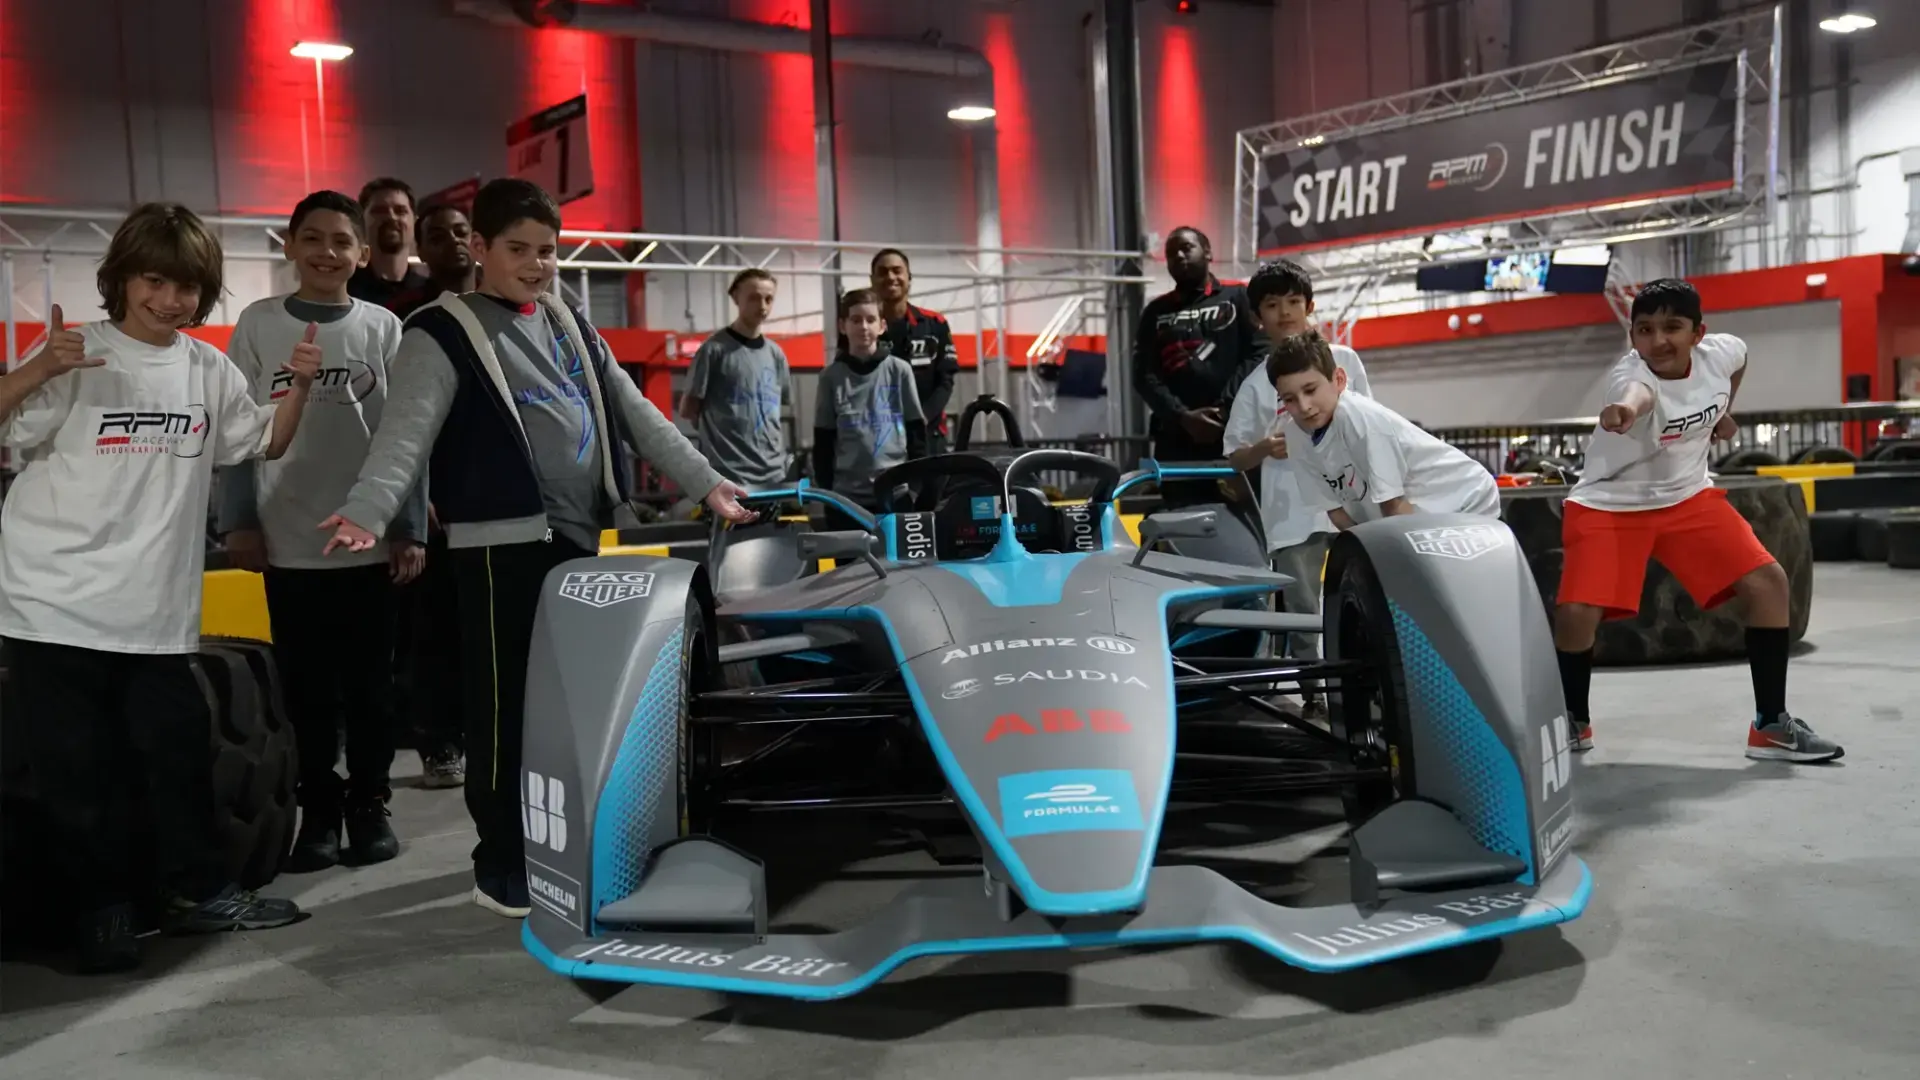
{"left": 291, "top": 41, "right": 354, "bottom": 61}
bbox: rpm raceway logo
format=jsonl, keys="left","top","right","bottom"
{"left": 270, "top": 361, "right": 378, "bottom": 405}
{"left": 91, "top": 406, "right": 211, "bottom": 458}
{"left": 1427, "top": 144, "right": 1510, "bottom": 191}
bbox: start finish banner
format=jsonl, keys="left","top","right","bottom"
{"left": 1254, "top": 60, "right": 1741, "bottom": 254}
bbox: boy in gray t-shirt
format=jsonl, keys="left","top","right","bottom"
{"left": 812, "top": 288, "right": 926, "bottom": 518}
{"left": 680, "top": 268, "right": 790, "bottom": 487}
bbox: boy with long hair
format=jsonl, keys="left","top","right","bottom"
{"left": 0, "top": 203, "right": 314, "bottom": 972}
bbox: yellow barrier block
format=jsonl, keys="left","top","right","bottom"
{"left": 201, "top": 569, "right": 274, "bottom": 643}
{"left": 1756, "top": 463, "right": 1855, "bottom": 480}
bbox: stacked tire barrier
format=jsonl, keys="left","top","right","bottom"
{"left": 1501, "top": 476, "right": 1814, "bottom": 665}
{"left": 0, "top": 637, "right": 297, "bottom": 946}
{"left": 1808, "top": 506, "right": 1920, "bottom": 569}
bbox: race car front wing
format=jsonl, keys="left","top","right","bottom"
{"left": 522, "top": 850, "right": 1591, "bottom": 1001}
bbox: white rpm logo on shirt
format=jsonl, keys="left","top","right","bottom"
{"left": 90, "top": 405, "right": 211, "bottom": 458}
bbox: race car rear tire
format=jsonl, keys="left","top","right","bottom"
{"left": 679, "top": 591, "right": 717, "bottom": 838}
{"left": 1323, "top": 547, "right": 1416, "bottom": 828}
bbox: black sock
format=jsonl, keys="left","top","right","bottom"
{"left": 1556, "top": 648, "right": 1594, "bottom": 726}
{"left": 1747, "top": 626, "right": 1790, "bottom": 723}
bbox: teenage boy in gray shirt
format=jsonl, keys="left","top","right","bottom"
{"left": 679, "top": 267, "right": 791, "bottom": 487}
{"left": 318, "top": 178, "right": 752, "bottom": 919}
{"left": 218, "top": 190, "right": 427, "bottom": 872}
{"left": 812, "top": 288, "right": 927, "bottom": 530}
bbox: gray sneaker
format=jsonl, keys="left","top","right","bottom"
{"left": 165, "top": 884, "right": 303, "bottom": 934}
{"left": 1745, "top": 714, "right": 1844, "bottom": 763}
{"left": 421, "top": 751, "right": 465, "bottom": 789}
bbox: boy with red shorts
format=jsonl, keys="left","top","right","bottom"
{"left": 1553, "top": 279, "right": 1842, "bottom": 763}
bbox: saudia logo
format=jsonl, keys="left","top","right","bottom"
{"left": 1290, "top": 891, "right": 1532, "bottom": 957}
{"left": 991, "top": 671, "right": 1149, "bottom": 689}
{"left": 571, "top": 941, "right": 847, "bottom": 979}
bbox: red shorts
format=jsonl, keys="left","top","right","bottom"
{"left": 1558, "top": 487, "right": 1777, "bottom": 619}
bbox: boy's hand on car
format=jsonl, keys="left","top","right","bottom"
{"left": 224, "top": 529, "right": 269, "bottom": 574}
{"left": 30, "top": 306, "right": 105, "bottom": 378}
{"left": 283, "top": 322, "right": 321, "bottom": 387}
{"left": 1711, "top": 412, "right": 1737, "bottom": 442}
{"left": 1598, "top": 403, "right": 1637, "bottom": 434}
{"left": 317, "top": 513, "right": 378, "bottom": 555}
{"left": 705, "top": 480, "right": 757, "bottom": 524}
{"left": 1263, "top": 431, "right": 1289, "bottom": 459}
{"left": 390, "top": 540, "right": 425, "bottom": 584}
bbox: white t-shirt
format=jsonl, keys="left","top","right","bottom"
{"left": 225, "top": 297, "right": 404, "bottom": 568}
{"left": 1570, "top": 333, "right": 1745, "bottom": 512}
{"left": 1291, "top": 391, "right": 1501, "bottom": 519}
{"left": 0, "top": 323, "right": 275, "bottom": 653}
{"left": 1222, "top": 343, "right": 1374, "bottom": 551}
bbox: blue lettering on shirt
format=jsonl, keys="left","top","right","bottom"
{"left": 836, "top": 383, "right": 907, "bottom": 455}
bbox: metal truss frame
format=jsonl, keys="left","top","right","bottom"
{"left": 1, "top": 205, "right": 1150, "bottom": 438}
{"left": 1231, "top": 5, "right": 1782, "bottom": 286}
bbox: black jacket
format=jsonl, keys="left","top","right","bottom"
{"left": 407, "top": 300, "right": 637, "bottom": 528}
{"left": 884, "top": 304, "right": 960, "bottom": 434}
{"left": 1131, "top": 276, "right": 1261, "bottom": 434}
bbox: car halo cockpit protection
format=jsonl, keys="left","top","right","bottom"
{"left": 513, "top": 449, "right": 1590, "bottom": 1000}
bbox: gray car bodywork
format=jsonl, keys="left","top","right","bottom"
{"left": 517, "top": 487, "right": 1589, "bottom": 1000}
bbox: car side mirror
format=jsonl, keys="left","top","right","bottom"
{"left": 798, "top": 530, "right": 887, "bottom": 578}
{"left": 1132, "top": 510, "right": 1218, "bottom": 566}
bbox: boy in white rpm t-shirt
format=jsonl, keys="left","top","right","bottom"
{"left": 1269, "top": 331, "right": 1500, "bottom": 527}
{"left": 0, "top": 204, "right": 315, "bottom": 972}
{"left": 1555, "top": 278, "right": 1841, "bottom": 764}
{"left": 1222, "top": 260, "right": 1374, "bottom": 716}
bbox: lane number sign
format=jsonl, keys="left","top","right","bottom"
{"left": 508, "top": 94, "right": 594, "bottom": 205}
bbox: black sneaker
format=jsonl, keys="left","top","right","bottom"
{"left": 287, "top": 806, "right": 342, "bottom": 873}
{"left": 472, "top": 872, "right": 531, "bottom": 918}
{"left": 165, "top": 884, "right": 303, "bottom": 934}
{"left": 76, "top": 903, "right": 141, "bottom": 974}
{"left": 345, "top": 797, "right": 400, "bottom": 865}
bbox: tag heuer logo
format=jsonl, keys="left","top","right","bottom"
{"left": 557, "top": 571, "right": 655, "bottom": 607}
{"left": 1406, "top": 524, "right": 1508, "bottom": 561}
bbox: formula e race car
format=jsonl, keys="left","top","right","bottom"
{"left": 515, "top": 448, "right": 1590, "bottom": 1001}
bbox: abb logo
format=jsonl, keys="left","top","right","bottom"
{"left": 984, "top": 709, "right": 1131, "bottom": 744}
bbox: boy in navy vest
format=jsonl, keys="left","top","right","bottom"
{"left": 319, "top": 178, "right": 752, "bottom": 917}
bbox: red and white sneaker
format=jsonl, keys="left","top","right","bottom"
{"left": 1746, "top": 714, "right": 1844, "bottom": 763}
{"left": 1568, "top": 716, "right": 1594, "bottom": 753}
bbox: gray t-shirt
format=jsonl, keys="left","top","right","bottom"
{"left": 475, "top": 295, "right": 606, "bottom": 550}
{"left": 814, "top": 352, "right": 925, "bottom": 503}
{"left": 688, "top": 328, "right": 789, "bottom": 487}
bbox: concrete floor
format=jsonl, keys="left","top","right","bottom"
{"left": 3, "top": 562, "right": 1917, "bottom": 1080}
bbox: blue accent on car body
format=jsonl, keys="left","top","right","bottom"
{"left": 998, "top": 769, "right": 1145, "bottom": 838}
{"left": 740, "top": 478, "right": 876, "bottom": 531}
{"left": 589, "top": 626, "right": 687, "bottom": 928}
{"left": 1389, "top": 600, "right": 1536, "bottom": 885}
{"left": 520, "top": 857, "right": 1591, "bottom": 1001}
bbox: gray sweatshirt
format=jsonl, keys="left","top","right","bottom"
{"left": 217, "top": 295, "right": 427, "bottom": 567}
{"left": 335, "top": 292, "right": 724, "bottom": 551}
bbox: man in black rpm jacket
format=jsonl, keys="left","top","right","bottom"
{"left": 1132, "top": 226, "right": 1262, "bottom": 507}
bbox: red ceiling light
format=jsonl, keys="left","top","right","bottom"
{"left": 1173, "top": 0, "right": 1198, "bottom": 13}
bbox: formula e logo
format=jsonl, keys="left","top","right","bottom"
{"left": 1540, "top": 717, "right": 1572, "bottom": 800}
{"left": 984, "top": 709, "right": 1131, "bottom": 744}
{"left": 1407, "top": 524, "right": 1509, "bottom": 560}
{"left": 1085, "top": 635, "right": 1134, "bottom": 655}
{"left": 522, "top": 771, "right": 567, "bottom": 853}
{"left": 1427, "top": 143, "right": 1509, "bottom": 191}
{"left": 557, "top": 570, "right": 655, "bottom": 608}
{"left": 943, "top": 678, "right": 982, "bottom": 700}
{"left": 998, "top": 768, "right": 1145, "bottom": 837}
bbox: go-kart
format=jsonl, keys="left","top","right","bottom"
{"left": 515, "top": 448, "right": 1590, "bottom": 1000}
